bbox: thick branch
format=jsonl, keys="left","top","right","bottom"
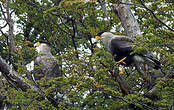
{"left": 114, "top": 1, "right": 174, "bottom": 33}
{"left": 110, "top": 0, "right": 142, "bottom": 95}
{"left": 100, "top": 62, "right": 131, "bottom": 95}
{"left": 5, "top": 0, "right": 17, "bottom": 54}
{"left": 0, "top": 56, "right": 38, "bottom": 91}
{"left": 0, "top": 56, "right": 62, "bottom": 108}
{"left": 113, "top": 0, "right": 141, "bottom": 38}
{"left": 112, "top": 67, "right": 130, "bottom": 95}
{"left": 71, "top": 18, "right": 79, "bottom": 58}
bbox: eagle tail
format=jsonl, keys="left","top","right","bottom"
{"left": 145, "top": 56, "right": 161, "bottom": 70}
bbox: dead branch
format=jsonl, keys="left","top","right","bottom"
{"left": 5, "top": 0, "right": 17, "bottom": 54}
{"left": 113, "top": 0, "right": 142, "bottom": 38}
{"left": 139, "top": 0, "right": 174, "bottom": 33}
{"left": 0, "top": 56, "right": 38, "bottom": 91}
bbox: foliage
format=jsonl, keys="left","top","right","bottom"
{"left": 0, "top": 0, "right": 174, "bottom": 109}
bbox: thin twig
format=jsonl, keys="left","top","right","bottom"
{"left": 0, "top": 4, "right": 8, "bottom": 22}
{"left": 0, "top": 30, "right": 7, "bottom": 37}
{"left": 0, "top": 23, "right": 8, "bottom": 30}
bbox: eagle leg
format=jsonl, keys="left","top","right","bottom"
{"left": 116, "top": 57, "right": 127, "bottom": 65}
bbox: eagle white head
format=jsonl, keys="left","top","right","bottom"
{"left": 34, "top": 41, "right": 51, "bottom": 55}
{"left": 96, "top": 31, "right": 161, "bottom": 70}
{"left": 96, "top": 31, "right": 114, "bottom": 40}
{"left": 96, "top": 31, "right": 115, "bottom": 48}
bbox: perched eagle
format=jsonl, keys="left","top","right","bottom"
{"left": 96, "top": 32, "right": 161, "bottom": 69}
{"left": 33, "top": 41, "right": 61, "bottom": 80}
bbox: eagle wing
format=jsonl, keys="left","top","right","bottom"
{"left": 109, "top": 36, "right": 133, "bottom": 56}
{"left": 33, "top": 55, "right": 60, "bottom": 80}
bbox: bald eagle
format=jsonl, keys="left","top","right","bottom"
{"left": 96, "top": 32, "right": 161, "bottom": 69}
{"left": 33, "top": 41, "right": 61, "bottom": 80}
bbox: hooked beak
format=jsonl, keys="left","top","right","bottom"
{"left": 34, "top": 42, "right": 41, "bottom": 47}
{"left": 96, "top": 36, "right": 101, "bottom": 40}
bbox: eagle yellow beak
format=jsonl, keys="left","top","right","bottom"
{"left": 36, "top": 42, "right": 41, "bottom": 47}
{"left": 96, "top": 36, "right": 101, "bottom": 40}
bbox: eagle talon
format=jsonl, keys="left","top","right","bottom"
{"left": 96, "top": 31, "right": 161, "bottom": 74}
{"left": 116, "top": 57, "right": 127, "bottom": 65}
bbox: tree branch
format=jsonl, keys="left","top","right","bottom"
{"left": 138, "top": 0, "right": 174, "bottom": 33}
{"left": 71, "top": 18, "right": 79, "bottom": 58}
{"left": 0, "top": 56, "right": 63, "bottom": 108}
{"left": 0, "top": 23, "right": 8, "bottom": 30}
{"left": 0, "top": 3, "right": 8, "bottom": 22}
{"left": 144, "top": 72, "right": 174, "bottom": 100}
{"left": 0, "top": 56, "right": 38, "bottom": 91}
{"left": 100, "top": 62, "right": 131, "bottom": 95}
{"left": 116, "top": 1, "right": 174, "bottom": 33}
{"left": 97, "top": 0, "right": 109, "bottom": 18}
{"left": 5, "top": 0, "right": 17, "bottom": 54}
{"left": 113, "top": 0, "right": 142, "bottom": 38}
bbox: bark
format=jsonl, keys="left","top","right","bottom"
{"left": 0, "top": 56, "right": 38, "bottom": 91}
{"left": 0, "top": 56, "right": 65, "bottom": 109}
{"left": 100, "top": 62, "right": 130, "bottom": 95}
{"left": 112, "top": 66, "right": 130, "bottom": 95}
{"left": 5, "top": 0, "right": 17, "bottom": 53}
{"left": 113, "top": 0, "right": 141, "bottom": 38}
